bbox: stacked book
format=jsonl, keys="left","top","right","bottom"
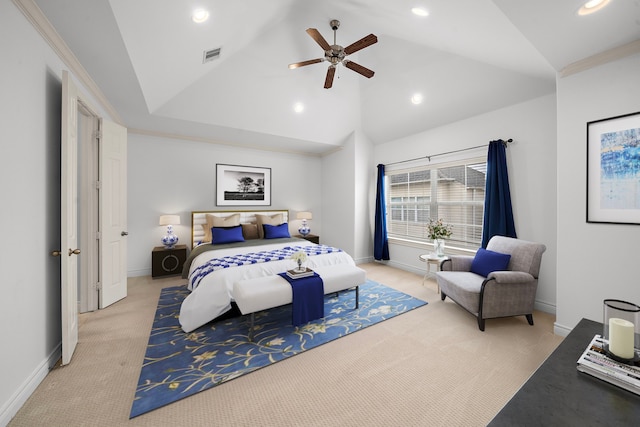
{"left": 285, "top": 267, "right": 314, "bottom": 279}
{"left": 576, "top": 334, "right": 640, "bottom": 395}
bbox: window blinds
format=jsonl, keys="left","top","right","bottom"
{"left": 386, "top": 157, "right": 486, "bottom": 250}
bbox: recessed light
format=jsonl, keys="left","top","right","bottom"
{"left": 411, "top": 93, "right": 424, "bottom": 105}
{"left": 578, "top": 0, "right": 610, "bottom": 16}
{"left": 192, "top": 9, "right": 210, "bottom": 23}
{"left": 411, "top": 7, "right": 429, "bottom": 17}
{"left": 293, "top": 102, "right": 304, "bottom": 113}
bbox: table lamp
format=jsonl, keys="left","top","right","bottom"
{"left": 159, "top": 214, "right": 180, "bottom": 249}
{"left": 296, "top": 211, "right": 312, "bottom": 236}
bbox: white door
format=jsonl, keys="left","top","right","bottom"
{"left": 61, "top": 70, "right": 79, "bottom": 365}
{"left": 99, "top": 119, "right": 128, "bottom": 308}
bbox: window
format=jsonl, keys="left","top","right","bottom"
{"left": 386, "top": 158, "right": 486, "bottom": 250}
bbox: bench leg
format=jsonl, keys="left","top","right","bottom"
{"left": 248, "top": 313, "right": 255, "bottom": 342}
{"left": 355, "top": 286, "right": 359, "bottom": 309}
{"left": 247, "top": 285, "right": 361, "bottom": 341}
{"left": 335, "top": 288, "right": 359, "bottom": 309}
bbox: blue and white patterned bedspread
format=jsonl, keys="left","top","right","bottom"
{"left": 190, "top": 245, "right": 342, "bottom": 290}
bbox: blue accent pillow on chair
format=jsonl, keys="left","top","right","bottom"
{"left": 263, "top": 223, "right": 291, "bottom": 239}
{"left": 470, "top": 248, "right": 511, "bottom": 277}
{"left": 211, "top": 225, "right": 245, "bottom": 244}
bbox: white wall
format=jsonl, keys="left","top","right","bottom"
{"left": 373, "top": 94, "right": 558, "bottom": 314}
{"left": 321, "top": 133, "right": 357, "bottom": 256}
{"left": 127, "top": 134, "right": 324, "bottom": 276}
{"left": 320, "top": 129, "right": 375, "bottom": 264}
{"left": 556, "top": 53, "right": 640, "bottom": 334}
{"left": 354, "top": 131, "right": 375, "bottom": 263}
{"left": 0, "top": 2, "right": 111, "bottom": 424}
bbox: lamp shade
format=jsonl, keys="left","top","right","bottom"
{"left": 296, "top": 211, "right": 312, "bottom": 220}
{"left": 159, "top": 215, "right": 180, "bottom": 226}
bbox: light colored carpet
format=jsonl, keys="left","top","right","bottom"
{"left": 8, "top": 263, "right": 563, "bottom": 427}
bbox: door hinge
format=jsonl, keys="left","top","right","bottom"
{"left": 94, "top": 130, "right": 102, "bottom": 141}
{"left": 95, "top": 282, "right": 102, "bottom": 291}
{"left": 96, "top": 231, "right": 101, "bottom": 240}
{"left": 95, "top": 180, "right": 101, "bottom": 190}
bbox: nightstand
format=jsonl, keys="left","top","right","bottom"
{"left": 295, "top": 234, "right": 319, "bottom": 244}
{"left": 152, "top": 245, "right": 187, "bottom": 278}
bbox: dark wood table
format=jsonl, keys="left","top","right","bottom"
{"left": 489, "top": 318, "right": 640, "bottom": 426}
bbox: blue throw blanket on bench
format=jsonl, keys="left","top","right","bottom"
{"left": 278, "top": 272, "right": 324, "bottom": 326}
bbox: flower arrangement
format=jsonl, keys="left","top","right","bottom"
{"left": 291, "top": 250, "right": 308, "bottom": 271}
{"left": 291, "top": 251, "right": 308, "bottom": 263}
{"left": 427, "top": 218, "right": 453, "bottom": 240}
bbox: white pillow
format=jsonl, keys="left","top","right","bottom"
{"left": 202, "top": 213, "right": 241, "bottom": 242}
{"left": 255, "top": 213, "right": 283, "bottom": 239}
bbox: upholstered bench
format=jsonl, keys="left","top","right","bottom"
{"left": 233, "top": 264, "right": 366, "bottom": 340}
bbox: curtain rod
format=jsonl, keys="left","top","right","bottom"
{"left": 385, "top": 138, "right": 513, "bottom": 167}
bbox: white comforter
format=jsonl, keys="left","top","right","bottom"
{"left": 179, "top": 240, "right": 356, "bottom": 332}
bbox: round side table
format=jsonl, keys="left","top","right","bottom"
{"left": 418, "top": 254, "right": 449, "bottom": 293}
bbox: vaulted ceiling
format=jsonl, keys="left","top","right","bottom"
{"left": 31, "top": 0, "right": 640, "bottom": 155}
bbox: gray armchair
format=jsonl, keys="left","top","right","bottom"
{"left": 436, "top": 236, "right": 546, "bottom": 331}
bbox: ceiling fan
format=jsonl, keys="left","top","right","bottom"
{"left": 288, "top": 19, "right": 378, "bottom": 89}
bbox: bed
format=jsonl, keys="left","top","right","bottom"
{"left": 179, "top": 210, "right": 358, "bottom": 332}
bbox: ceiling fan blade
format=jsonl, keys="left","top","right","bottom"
{"left": 306, "top": 28, "right": 332, "bottom": 51}
{"left": 324, "top": 66, "right": 336, "bottom": 89}
{"left": 343, "top": 60, "right": 375, "bottom": 78}
{"left": 344, "top": 34, "right": 378, "bottom": 55}
{"left": 288, "top": 58, "right": 325, "bottom": 69}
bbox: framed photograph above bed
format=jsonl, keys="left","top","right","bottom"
{"left": 216, "top": 164, "right": 271, "bottom": 206}
{"left": 587, "top": 111, "right": 640, "bottom": 225}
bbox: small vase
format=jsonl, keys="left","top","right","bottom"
{"left": 161, "top": 225, "right": 179, "bottom": 249}
{"left": 434, "top": 239, "right": 445, "bottom": 257}
{"left": 298, "top": 220, "right": 310, "bottom": 236}
{"left": 296, "top": 259, "right": 305, "bottom": 273}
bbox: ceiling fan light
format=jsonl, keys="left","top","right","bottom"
{"left": 192, "top": 9, "right": 210, "bottom": 23}
{"left": 578, "top": 0, "right": 610, "bottom": 15}
{"left": 411, "top": 7, "right": 429, "bottom": 17}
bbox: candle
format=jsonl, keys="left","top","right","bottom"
{"left": 608, "top": 317, "right": 635, "bottom": 359}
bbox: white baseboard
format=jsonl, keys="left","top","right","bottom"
{"left": 534, "top": 300, "right": 557, "bottom": 315}
{"left": 354, "top": 256, "right": 374, "bottom": 265}
{"left": 0, "top": 343, "right": 61, "bottom": 427}
{"left": 128, "top": 268, "right": 151, "bottom": 277}
{"left": 385, "top": 259, "right": 425, "bottom": 277}
{"left": 553, "top": 322, "right": 572, "bottom": 337}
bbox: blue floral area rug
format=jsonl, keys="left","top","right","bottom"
{"left": 130, "top": 280, "right": 427, "bottom": 418}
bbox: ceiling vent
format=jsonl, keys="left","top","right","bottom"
{"left": 203, "top": 47, "right": 221, "bottom": 64}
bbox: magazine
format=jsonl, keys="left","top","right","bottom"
{"left": 576, "top": 334, "right": 640, "bottom": 395}
{"left": 285, "top": 267, "right": 314, "bottom": 279}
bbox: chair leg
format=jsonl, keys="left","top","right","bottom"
{"left": 440, "top": 291, "right": 446, "bottom": 301}
{"left": 477, "top": 317, "right": 485, "bottom": 331}
{"left": 526, "top": 314, "right": 534, "bottom": 326}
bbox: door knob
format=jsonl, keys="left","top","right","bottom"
{"left": 121, "top": 231, "right": 129, "bottom": 236}
{"left": 51, "top": 250, "right": 61, "bottom": 257}
{"left": 68, "top": 248, "right": 81, "bottom": 256}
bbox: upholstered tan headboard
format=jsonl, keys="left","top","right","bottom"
{"left": 191, "top": 209, "right": 289, "bottom": 248}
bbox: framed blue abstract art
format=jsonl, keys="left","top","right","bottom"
{"left": 587, "top": 111, "right": 640, "bottom": 225}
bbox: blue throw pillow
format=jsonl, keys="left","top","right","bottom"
{"left": 211, "top": 225, "right": 244, "bottom": 245}
{"left": 470, "top": 248, "right": 511, "bottom": 277}
{"left": 263, "top": 222, "right": 291, "bottom": 239}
